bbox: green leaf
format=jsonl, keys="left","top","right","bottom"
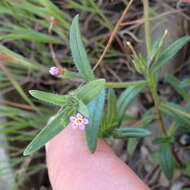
{"left": 85, "top": 89, "right": 105, "bottom": 153}
{"left": 166, "top": 74, "right": 188, "bottom": 100}
{"left": 148, "top": 31, "right": 166, "bottom": 67}
{"left": 29, "top": 90, "right": 70, "bottom": 106}
{"left": 182, "top": 161, "right": 190, "bottom": 177}
{"left": 160, "top": 102, "right": 190, "bottom": 120}
{"left": 180, "top": 79, "right": 190, "bottom": 88}
{"left": 160, "top": 102, "right": 190, "bottom": 129}
{"left": 159, "top": 143, "right": 174, "bottom": 180}
{"left": 107, "top": 89, "right": 117, "bottom": 125}
{"left": 78, "top": 100, "right": 89, "bottom": 118}
{"left": 127, "top": 114, "right": 156, "bottom": 156}
{"left": 127, "top": 138, "right": 139, "bottom": 156}
{"left": 151, "top": 36, "right": 190, "bottom": 74}
{"left": 112, "top": 128, "right": 151, "bottom": 139}
{"left": 23, "top": 106, "right": 76, "bottom": 155}
{"left": 153, "top": 136, "right": 174, "bottom": 145}
{"left": 117, "top": 86, "right": 144, "bottom": 123}
{"left": 72, "top": 79, "right": 105, "bottom": 105}
{"left": 70, "top": 15, "right": 95, "bottom": 81}
{"left": 132, "top": 54, "right": 146, "bottom": 75}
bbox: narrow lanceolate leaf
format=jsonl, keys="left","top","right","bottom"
{"left": 166, "top": 74, "right": 188, "bottom": 100}
{"left": 72, "top": 79, "right": 105, "bottom": 105}
{"left": 70, "top": 15, "right": 95, "bottom": 81}
{"left": 127, "top": 114, "right": 155, "bottom": 156}
{"left": 23, "top": 106, "right": 76, "bottom": 155}
{"left": 107, "top": 89, "right": 117, "bottom": 125}
{"left": 117, "top": 86, "right": 145, "bottom": 123}
{"left": 160, "top": 102, "right": 190, "bottom": 120}
{"left": 148, "top": 33, "right": 164, "bottom": 65}
{"left": 180, "top": 79, "right": 190, "bottom": 88}
{"left": 78, "top": 100, "right": 89, "bottom": 118}
{"left": 85, "top": 89, "right": 105, "bottom": 153}
{"left": 151, "top": 36, "right": 190, "bottom": 74}
{"left": 153, "top": 137, "right": 174, "bottom": 145}
{"left": 29, "top": 90, "right": 70, "bottom": 106}
{"left": 159, "top": 143, "right": 174, "bottom": 180}
{"left": 127, "top": 138, "right": 139, "bottom": 156}
{"left": 160, "top": 103, "right": 190, "bottom": 128}
{"left": 112, "top": 128, "right": 151, "bottom": 139}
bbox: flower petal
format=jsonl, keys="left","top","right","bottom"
{"left": 79, "top": 124, "right": 85, "bottom": 130}
{"left": 71, "top": 123, "right": 78, "bottom": 129}
{"left": 70, "top": 116, "right": 76, "bottom": 122}
{"left": 77, "top": 113, "right": 83, "bottom": 119}
{"left": 49, "top": 67, "right": 59, "bottom": 75}
{"left": 83, "top": 118, "right": 89, "bottom": 125}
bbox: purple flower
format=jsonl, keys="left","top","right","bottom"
{"left": 69, "top": 113, "right": 89, "bottom": 130}
{"left": 49, "top": 67, "right": 59, "bottom": 75}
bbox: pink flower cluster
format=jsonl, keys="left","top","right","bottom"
{"left": 70, "top": 113, "right": 89, "bottom": 130}
{"left": 49, "top": 67, "right": 59, "bottom": 75}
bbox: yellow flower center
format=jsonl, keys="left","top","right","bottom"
{"left": 76, "top": 119, "right": 82, "bottom": 124}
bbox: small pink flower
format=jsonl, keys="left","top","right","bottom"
{"left": 69, "top": 113, "right": 89, "bottom": 130}
{"left": 49, "top": 67, "right": 59, "bottom": 75}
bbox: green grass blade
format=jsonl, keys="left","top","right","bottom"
{"left": 0, "top": 62, "right": 36, "bottom": 109}
{"left": 0, "top": 45, "right": 44, "bottom": 70}
{"left": 38, "top": 0, "right": 70, "bottom": 29}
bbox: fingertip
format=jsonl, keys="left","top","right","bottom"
{"left": 46, "top": 125, "right": 150, "bottom": 190}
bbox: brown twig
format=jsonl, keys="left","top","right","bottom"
{"left": 144, "top": 164, "right": 160, "bottom": 183}
{"left": 121, "top": 18, "right": 144, "bottom": 26}
{"left": 0, "top": 99, "right": 35, "bottom": 110}
{"left": 48, "top": 17, "right": 62, "bottom": 69}
{"left": 92, "top": 0, "right": 134, "bottom": 71}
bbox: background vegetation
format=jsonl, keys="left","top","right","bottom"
{"left": 0, "top": 0, "right": 190, "bottom": 189}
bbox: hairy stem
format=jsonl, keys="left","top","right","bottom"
{"left": 105, "top": 80, "right": 147, "bottom": 88}
{"left": 149, "top": 76, "right": 167, "bottom": 137}
{"left": 142, "top": 0, "right": 151, "bottom": 57}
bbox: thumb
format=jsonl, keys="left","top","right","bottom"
{"left": 46, "top": 124, "right": 150, "bottom": 190}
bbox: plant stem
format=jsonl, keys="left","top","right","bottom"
{"left": 142, "top": 0, "right": 151, "bottom": 57}
{"left": 172, "top": 144, "right": 184, "bottom": 168}
{"left": 149, "top": 76, "right": 167, "bottom": 137}
{"left": 143, "top": 0, "right": 167, "bottom": 136}
{"left": 105, "top": 80, "right": 147, "bottom": 88}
